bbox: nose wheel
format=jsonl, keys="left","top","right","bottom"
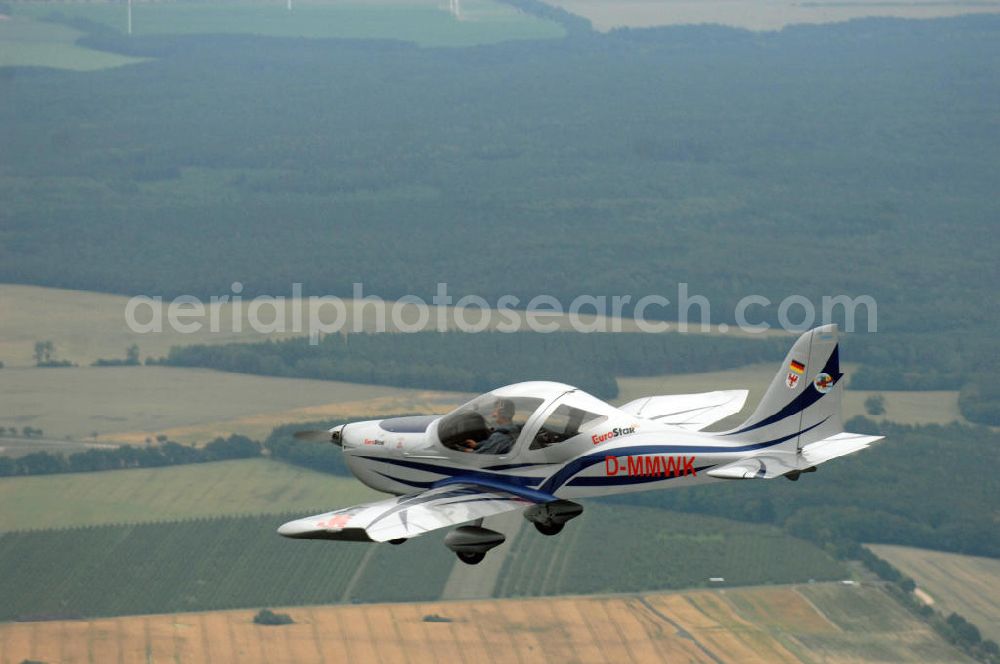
{"left": 534, "top": 521, "right": 564, "bottom": 536}
{"left": 456, "top": 551, "right": 486, "bottom": 565}
{"left": 445, "top": 525, "right": 505, "bottom": 565}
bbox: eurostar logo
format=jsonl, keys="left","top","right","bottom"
{"left": 591, "top": 424, "right": 639, "bottom": 445}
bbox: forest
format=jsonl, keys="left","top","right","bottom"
{"left": 0, "top": 435, "right": 262, "bottom": 476}
{"left": 1, "top": 15, "right": 997, "bottom": 398}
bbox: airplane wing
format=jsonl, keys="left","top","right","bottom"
{"left": 277, "top": 481, "right": 551, "bottom": 543}
{"left": 706, "top": 432, "right": 884, "bottom": 479}
{"left": 619, "top": 390, "right": 749, "bottom": 430}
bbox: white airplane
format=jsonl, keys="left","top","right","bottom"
{"left": 279, "top": 324, "right": 882, "bottom": 564}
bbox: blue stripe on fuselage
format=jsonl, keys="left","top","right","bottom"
{"left": 355, "top": 455, "right": 544, "bottom": 488}
{"left": 539, "top": 419, "right": 826, "bottom": 493}
{"left": 431, "top": 475, "right": 557, "bottom": 504}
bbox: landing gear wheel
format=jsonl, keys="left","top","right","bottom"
{"left": 457, "top": 551, "right": 486, "bottom": 565}
{"left": 534, "top": 522, "right": 564, "bottom": 536}
{"left": 389, "top": 538, "right": 407, "bottom": 545}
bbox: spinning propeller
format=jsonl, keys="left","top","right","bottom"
{"left": 292, "top": 426, "right": 343, "bottom": 446}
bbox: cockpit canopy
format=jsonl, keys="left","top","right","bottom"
{"left": 437, "top": 393, "right": 545, "bottom": 453}
{"left": 436, "top": 381, "right": 614, "bottom": 456}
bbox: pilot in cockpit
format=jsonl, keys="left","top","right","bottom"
{"left": 462, "top": 398, "right": 518, "bottom": 454}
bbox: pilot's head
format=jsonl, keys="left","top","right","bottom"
{"left": 492, "top": 399, "right": 515, "bottom": 424}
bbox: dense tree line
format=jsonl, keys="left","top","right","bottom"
{"left": 0, "top": 435, "right": 261, "bottom": 477}
{"left": 495, "top": 0, "right": 592, "bottom": 37}
{"left": 253, "top": 608, "right": 294, "bottom": 625}
{"left": 158, "top": 331, "right": 788, "bottom": 398}
{"left": 92, "top": 344, "right": 141, "bottom": 367}
{"left": 858, "top": 546, "right": 914, "bottom": 592}
{"left": 958, "top": 375, "right": 1000, "bottom": 426}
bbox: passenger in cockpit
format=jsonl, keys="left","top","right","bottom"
{"left": 463, "top": 398, "right": 518, "bottom": 454}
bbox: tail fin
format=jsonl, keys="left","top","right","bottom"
{"left": 721, "top": 324, "right": 844, "bottom": 451}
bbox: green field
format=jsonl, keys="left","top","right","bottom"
{"left": 868, "top": 544, "right": 1000, "bottom": 643}
{"left": 791, "top": 584, "right": 971, "bottom": 662}
{"left": 0, "top": 14, "right": 146, "bottom": 69}
{"left": 0, "top": 503, "right": 846, "bottom": 620}
{"left": 10, "top": 1, "right": 564, "bottom": 47}
{"left": 0, "top": 458, "right": 380, "bottom": 531}
{"left": 0, "top": 513, "right": 455, "bottom": 620}
{"left": 780, "top": 583, "right": 973, "bottom": 662}
{"left": 497, "top": 504, "right": 846, "bottom": 596}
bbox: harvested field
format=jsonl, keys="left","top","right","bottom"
{"left": 0, "top": 583, "right": 969, "bottom": 663}
{"left": 0, "top": 284, "right": 776, "bottom": 369}
{"left": 549, "top": 0, "right": 1000, "bottom": 32}
{"left": 0, "top": 364, "right": 463, "bottom": 443}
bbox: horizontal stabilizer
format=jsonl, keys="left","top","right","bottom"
{"left": 707, "top": 453, "right": 799, "bottom": 480}
{"left": 800, "top": 432, "right": 883, "bottom": 465}
{"left": 619, "top": 390, "right": 749, "bottom": 430}
{"left": 707, "top": 431, "right": 883, "bottom": 480}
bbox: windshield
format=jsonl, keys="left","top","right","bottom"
{"left": 530, "top": 404, "right": 608, "bottom": 449}
{"left": 437, "top": 394, "right": 545, "bottom": 454}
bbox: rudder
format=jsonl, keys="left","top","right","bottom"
{"left": 722, "top": 324, "right": 844, "bottom": 450}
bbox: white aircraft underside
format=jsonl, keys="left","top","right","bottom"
{"left": 279, "top": 324, "right": 883, "bottom": 564}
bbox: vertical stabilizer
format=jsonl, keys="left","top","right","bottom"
{"left": 721, "top": 325, "right": 844, "bottom": 451}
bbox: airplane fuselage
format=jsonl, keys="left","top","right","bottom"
{"left": 339, "top": 415, "right": 756, "bottom": 501}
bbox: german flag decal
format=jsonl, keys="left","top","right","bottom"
{"left": 789, "top": 359, "right": 806, "bottom": 375}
